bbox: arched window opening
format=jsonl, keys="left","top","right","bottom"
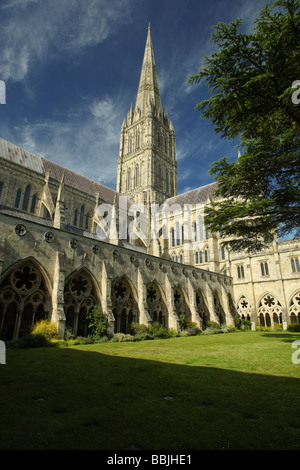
{"left": 111, "top": 277, "right": 137, "bottom": 334}
{"left": 14, "top": 189, "right": 21, "bottom": 209}
{"left": 79, "top": 205, "right": 85, "bottom": 228}
{"left": 22, "top": 185, "right": 31, "bottom": 211}
{"left": 147, "top": 282, "right": 167, "bottom": 328}
{"left": 196, "top": 289, "right": 209, "bottom": 327}
{"left": 30, "top": 194, "right": 37, "bottom": 214}
{"left": 174, "top": 286, "right": 190, "bottom": 322}
{"left": 213, "top": 292, "right": 225, "bottom": 324}
{"left": 258, "top": 293, "right": 282, "bottom": 328}
{"left": 0, "top": 262, "right": 50, "bottom": 341}
{"left": 73, "top": 209, "right": 78, "bottom": 226}
{"left": 64, "top": 270, "right": 100, "bottom": 338}
{"left": 127, "top": 168, "right": 131, "bottom": 191}
{"left": 289, "top": 291, "right": 300, "bottom": 324}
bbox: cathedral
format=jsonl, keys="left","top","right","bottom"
{"left": 0, "top": 26, "right": 299, "bottom": 341}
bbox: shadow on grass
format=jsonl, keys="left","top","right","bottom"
{"left": 261, "top": 333, "right": 300, "bottom": 343}
{"left": 1, "top": 345, "right": 300, "bottom": 451}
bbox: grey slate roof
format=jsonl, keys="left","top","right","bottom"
{"left": 0, "top": 137, "right": 121, "bottom": 205}
{"left": 164, "top": 182, "right": 218, "bottom": 207}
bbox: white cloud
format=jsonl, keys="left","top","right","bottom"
{"left": 14, "top": 95, "right": 126, "bottom": 188}
{"left": 0, "top": 0, "right": 133, "bottom": 82}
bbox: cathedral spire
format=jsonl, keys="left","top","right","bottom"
{"left": 135, "top": 25, "right": 162, "bottom": 116}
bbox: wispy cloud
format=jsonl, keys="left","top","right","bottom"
{"left": 13, "top": 95, "right": 126, "bottom": 188}
{"left": 0, "top": 0, "right": 133, "bottom": 82}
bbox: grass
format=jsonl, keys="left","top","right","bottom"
{"left": 1, "top": 331, "right": 300, "bottom": 450}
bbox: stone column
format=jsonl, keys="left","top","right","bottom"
{"left": 51, "top": 251, "right": 66, "bottom": 339}
{"left": 101, "top": 260, "right": 115, "bottom": 336}
{"left": 137, "top": 267, "right": 151, "bottom": 326}
{"left": 165, "top": 274, "right": 179, "bottom": 331}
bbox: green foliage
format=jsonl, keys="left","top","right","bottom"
{"left": 287, "top": 323, "right": 300, "bottom": 332}
{"left": 31, "top": 320, "right": 58, "bottom": 339}
{"left": 179, "top": 314, "right": 187, "bottom": 330}
{"left": 188, "top": 0, "right": 300, "bottom": 252}
{"left": 167, "top": 328, "right": 179, "bottom": 338}
{"left": 149, "top": 322, "right": 168, "bottom": 338}
{"left": 86, "top": 304, "right": 109, "bottom": 340}
{"left": 111, "top": 333, "right": 135, "bottom": 342}
{"left": 22, "top": 333, "right": 51, "bottom": 348}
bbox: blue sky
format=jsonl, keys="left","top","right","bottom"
{"left": 0, "top": 0, "right": 268, "bottom": 195}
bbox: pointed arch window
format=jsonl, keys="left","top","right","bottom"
{"left": 128, "top": 137, "right": 132, "bottom": 153}
{"left": 175, "top": 221, "right": 181, "bottom": 246}
{"left": 73, "top": 209, "right": 78, "bottom": 226}
{"left": 171, "top": 227, "right": 175, "bottom": 247}
{"left": 14, "top": 189, "right": 22, "bottom": 209}
{"left": 30, "top": 194, "right": 37, "bottom": 214}
{"left": 260, "top": 261, "right": 269, "bottom": 277}
{"left": 198, "top": 216, "right": 204, "bottom": 241}
{"left": 85, "top": 213, "right": 90, "bottom": 230}
{"left": 22, "top": 185, "right": 31, "bottom": 211}
{"left": 170, "top": 172, "right": 173, "bottom": 196}
{"left": 135, "top": 165, "right": 139, "bottom": 187}
{"left": 291, "top": 258, "right": 300, "bottom": 273}
{"left": 237, "top": 264, "right": 245, "bottom": 279}
{"left": 79, "top": 205, "right": 85, "bottom": 228}
{"left": 166, "top": 170, "right": 169, "bottom": 193}
{"left": 127, "top": 168, "right": 131, "bottom": 191}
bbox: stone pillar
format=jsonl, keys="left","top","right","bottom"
{"left": 137, "top": 267, "right": 152, "bottom": 326}
{"left": 206, "top": 285, "right": 220, "bottom": 324}
{"left": 187, "top": 277, "right": 201, "bottom": 326}
{"left": 101, "top": 260, "right": 115, "bottom": 336}
{"left": 165, "top": 274, "right": 179, "bottom": 331}
{"left": 51, "top": 251, "right": 66, "bottom": 339}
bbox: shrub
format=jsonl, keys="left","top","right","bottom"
{"left": 23, "top": 333, "right": 50, "bottom": 348}
{"left": 87, "top": 305, "right": 109, "bottom": 340}
{"left": 111, "top": 333, "right": 134, "bottom": 342}
{"left": 130, "top": 322, "right": 149, "bottom": 335}
{"left": 179, "top": 314, "right": 187, "bottom": 330}
{"left": 287, "top": 323, "right": 300, "bottom": 332}
{"left": 31, "top": 320, "right": 57, "bottom": 339}
{"left": 167, "top": 328, "right": 179, "bottom": 338}
{"left": 233, "top": 314, "right": 242, "bottom": 329}
{"left": 149, "top": 322, "right": 168, "bottom": 338}
{"left": 241, "top": 319, "right": 252, "bottom": 330}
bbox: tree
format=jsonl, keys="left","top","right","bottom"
{"left": 188, "top": 0, "right": 300, "bottom": 252}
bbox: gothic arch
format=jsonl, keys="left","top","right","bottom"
{"left": 195, "top": 288, "right": 209, "bottom": 327}
{"left": 64, "top": 268, "right": 101, "bottom": 337}
{"left": 236, "top": 295, "right": 252, "bottom": 321}
{"left": 213, "top": 290, "right": 226, "bottom": 324}
{"left": 173, "top": 285, "right": 191, "bottom": 321}
{"left": 0, "top": 258, "right": 51, "bottom": 340}
{"left": 289, "top": 290, "right": 300, "bottom": 324}
{"left": 111, "top": 275, "right": 138, "bottom": 334}
{"left": 258, "top": 292, "right": 283, "bottom": 327}
{"left": 146, "top": 281, "right": 168, "bottom": 327}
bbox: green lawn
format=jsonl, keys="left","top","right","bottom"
{"left": 1, "top": 331, "right": 300, "bottom": 450}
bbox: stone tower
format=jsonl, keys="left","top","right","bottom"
{"left": 116, "top": 25, "right": 177, "bottom": 209}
